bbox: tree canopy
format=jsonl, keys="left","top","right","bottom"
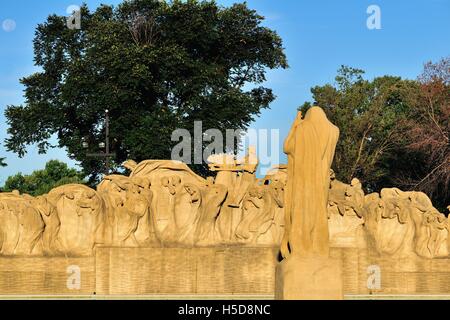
{"left": 0, "top": 158, "right": 6, "bottom": 167}
{"left": 1, "top": 160, "right": 85, "bottom": 196}
{"left": 4, "top": 0, "right": 287, "bottom": 181}
{"left": 399, "top": 57, "right": 449, "bottom": 208}
{"left": 300, "top": 57, "right": 449, "bottom": 210}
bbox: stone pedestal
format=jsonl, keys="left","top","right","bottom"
{"left": 275, "top": 254, "right": 343, "bottom": 300}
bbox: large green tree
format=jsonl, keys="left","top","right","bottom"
{"left": 300, "top": 66, "right": 416, "bottom": 193}
{"left": 300, "top": 60, "right": 449, "bottom": 210}
{"left": 4, "top": 0, "right": 287, "bottom": 181}
{"left": 2, "top": 160, "right": 85, "bottom": 196}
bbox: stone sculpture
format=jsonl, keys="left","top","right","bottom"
{"left": 276, "top": 106, "right": 342, "bottom": 300}
{"left": 98, "top": 175, "right": 156, "bottom": 247}
{"left": 364, "top": 188, "right": 448, "bottom": 259}
{"left": 208, "top": 148, "right": 258, "bottom": 243}
{"left": 0, "top": 110, "right": 446, "bottom": 270}
{"left": 328, "top": 173, "right": 366, "bottom": 248}
{"left": 281, "top": 108, "right": 340, "bottom": 258}
{"left": 129, "top": 160, "right": 207, "bottom": 244}
{"left": 0, "top": 193, "right": 45, "bottom": 256}
{"left": 47, "top": 185, "right": 107, "bottom": 256}
{"left": 33, "top": 195, "right": 60, "bottom": 255}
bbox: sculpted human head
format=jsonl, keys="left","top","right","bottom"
{"left": 34, "top": 196, "right": 52, "bottom": 216}
{"left": 304, "top": 106, "right": 328, "bottom": 123}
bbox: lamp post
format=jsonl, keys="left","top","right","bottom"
{"left": 82, "top": 110, "right": 116, "bottom": 175}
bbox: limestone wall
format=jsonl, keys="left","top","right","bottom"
{"left": 0, "top": 246, "right": 450, "bottom": 297}
{"left": 95, "top": 247, "right": 277, "bottom": 296}
{"left": 332, "top": 248, "right": 450, "bottom": 295}
{"left": 0, "top": 256, "right": 94, "bottom": 295}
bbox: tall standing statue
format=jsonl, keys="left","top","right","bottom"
{"left": 276, "top": 106, "right": 342, "bottom": 300}
{"left": 281, "top": 107, "right": 339, "bottom": 258}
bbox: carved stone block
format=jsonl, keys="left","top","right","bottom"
{"left": 275, "top": 254, "right": 343, "bottom": 300}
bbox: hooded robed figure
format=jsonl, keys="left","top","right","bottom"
{"left": 281, "top": 106, "right": 339, "bottom": 259}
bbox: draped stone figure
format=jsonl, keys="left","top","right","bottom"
{"left": 235, "top": 186, "right": 265, "bottom": 243}
{"left": 194, "top": 184, "right": 228, "bottom": 246}
{"left": 33, "top": 195, "right": 61, "bottom": 255}
{"left": 47, "top": 185, "right": 107, "bottom": 256}
{"left": 277, "top": 106, "right": 341, "bottom": 300}
{"left": 131, "top": 177, "right": 156, "bottom": 246}
{"left": 208, "top": 149, "right": 258, "bottom": 243}
{"left": 129, "top": 160, "right": 207, "bottom": 242}
{"left": 0, "top": 193, "right": 45, "bottom": 256}
{"left": 281, "top": 107, "right": 340, "bottom": 259}
{"left": 235, "top": 182, "right": 284, "bottom": 245}
{"left": 175, "top": 183, "right": 203, "bottom": 245}
{"left": 364, "top": 188, "right": 449, "bottom": 259}
{"left": 98, "top": 175, "right": 156, "bottom": 247}
{"left": 14, "top": 203, "right": 45, "bottom": 256}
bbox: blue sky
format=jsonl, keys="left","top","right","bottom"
{"left": 0, "top": 0, "right": 449, "bottom": 182}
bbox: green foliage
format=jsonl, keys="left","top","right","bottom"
{"left": 300, "top": 60, "right": 449, "bottom": 210}
{"left": 300, "top": 65, "right": 418, "bottom": 193}
{"left": 2, "top": 160, "right": 86, "bottom": 196}
{"left": 0, "top": 158, "right": 6, "bottom": 167}
{"left": 4, "top": 0, "right": 288, "bottom": 181}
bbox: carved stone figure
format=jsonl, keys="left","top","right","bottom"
{"left": 365, "top": 191, "right": 415, "bottom": 257}
{"left": 276, "top": 107, "right": 342, "bottom": 300}
{"left": 194, "top": 184, "right": 228, "bottom": 246}
{"left": 128, "top": 160, "right": 207, "bottom": 242}
{"left": 0, "top": 196, "right": 22, "bottom": 255}
{"left": 235, "top": 182, "right": 284, "bottom": 245}
{"left": 328, "top": 174, "right": 366, "bottom": 248}
{"left": 131, "top": 177, "right": 156, "bottom": 246}
{"left": 208, "top": 148, "right": 259, "bottom": 243}
{"left": 47, "top": 185, "right": 106, "bottom": 256}
{"left": 33, "top": 195, "right": 61, "bottom": 255}
{"left": 364, "top": 188, "right": 448, "bottom": 259}
{"left": 235, "top": 185, "right": 265, "bottom": 243}
{"left": 175, "top": 183, "right": 203, "bottom": 245}
{"left": 281, "top": 107, "right": 340, "bottom": 259}
{"left": 228, "top": 146, "right": 259, "bottom": 208}
{"left": 0, "top": 193, "right": 45, "bottom": 256}
{"left": 98, "top": 175, "right": 156, "bottom": 247}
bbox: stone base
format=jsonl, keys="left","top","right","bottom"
{"left": 275, "top": 254, "right": 343, "bottom": 300}
{"left": 2, "top": 247, "right": 450, "bottom": 297}
{"left": 96, "top": 247, "right": 278, "bottom": 295}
